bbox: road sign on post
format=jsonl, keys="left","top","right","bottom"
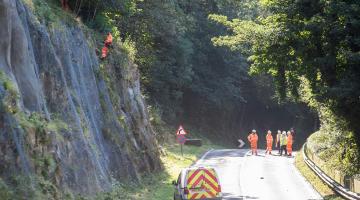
{"left": 176, "top": 125, "right": 187, "bottom": 135}
{"left": 176, "top": 126, "right": 187, "bottom": 156}
{"left": 177, "top": 135, "right": 186, "bottom": 144}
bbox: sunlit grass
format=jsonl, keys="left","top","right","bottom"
{"left": 131, "top": 142, "right": 224, "bottom": 200}
{"left": 95, "top": 139, "right": 224, "bottom": 200}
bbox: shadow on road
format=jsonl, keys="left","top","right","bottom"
{"left": 246, "top": 154, "right": 265, "bottom": 157}
{"left": 204, "top": 149, "right": 248, "bottom": 159}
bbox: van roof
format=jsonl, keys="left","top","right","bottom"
{"left": 185, "top": 166, "right": 215, "bottom": 171}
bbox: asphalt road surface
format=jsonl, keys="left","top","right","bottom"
{"left": 194, "top": 149, "right": 322, "bottom": 200}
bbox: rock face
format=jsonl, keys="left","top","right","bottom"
{"left": 0, "top": 0, "right": 160, "bottom": 196}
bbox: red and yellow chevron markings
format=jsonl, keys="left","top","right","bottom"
{"left": 186, "top": 168, "right": 221, "bottom": 199}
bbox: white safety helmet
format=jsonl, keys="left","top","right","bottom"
{"left": 252, "top": 129, "right": 256, "bottom": 133}
{"left": 267, "top": 130, "right": 271, "bottom": 134}
{"left": 277, "top": 130, "right": 281, "bottom": 134}
{"left": 282, "top": 131, "right": 286, "bottom": 135}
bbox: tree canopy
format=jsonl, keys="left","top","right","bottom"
{"left": 66, "top": 0, "right": 318, "bottom": 144}
{"left": 210, "top": 0, "right": 360, "bottom": 145}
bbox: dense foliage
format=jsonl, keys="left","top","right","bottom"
{"left": 117, "top": 0, "right": 256, "bottom": 116}
{"left": 68, "top": 0, "right": 317, "bottom": 144}
{"left": 210, "top": 0, "right": 359, "bottom": 172}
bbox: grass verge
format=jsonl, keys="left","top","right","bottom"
{"left": 96, "top": 139, "right": 224, "bottom": 200}
{"left": 295, "top": 149, "right": 345, "bottom": 200}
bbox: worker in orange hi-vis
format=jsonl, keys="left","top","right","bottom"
{"left": 247, "top": 129, "right": 258, "bottom": 155}
{"left": 265, "top": 130, "right": 273, "bottom": 155}
{"left": 101, "top": 46, "right": 109, "bottom": 59}
{"left": 100, "top": 32, "right": 113, "bottom": 60}
{"left": 286, "top": 131, "right": 293, "bottom": 156}
{"left": 104, "top": 32, "right": 113, "bottom": 47}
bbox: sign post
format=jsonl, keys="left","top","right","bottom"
{"left": 177, "top": 135, "right": 186, "bottom": 156}
{"left": 176, "top": 125, "right": 187, "bottom": 156}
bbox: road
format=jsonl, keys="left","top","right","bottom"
{"left": 194, "top": 149, "right": 322, "bottom": 200}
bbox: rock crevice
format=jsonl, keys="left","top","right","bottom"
{"left": 0, "top": 0, "right": 160, "bottom": 196}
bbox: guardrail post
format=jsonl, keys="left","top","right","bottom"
{"left": 354, "top": 177, "right": 360, "bottom": 194}
{"left": 344, "top": 175, "right": 351, "bottom": 190}
{"left": 302, "top": 142, "right": 360, "bottom": 200}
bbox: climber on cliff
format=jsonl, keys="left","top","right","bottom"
{"left": 100, "top": 32, "right": 113, "bottom": 59}
{"left": 101, "top": 46, "right": 109, "bottom": 60}
{"left": 60, "top": 0, "right": 69, "bottom": 10}
{"left": 104, "top": 32, "right": 113, "bottom": 47}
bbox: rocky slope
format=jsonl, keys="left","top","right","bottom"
{"left": 0, "top": 0, "right": 160, "bottom": 198}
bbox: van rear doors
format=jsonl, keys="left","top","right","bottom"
{"left": 185, "top": 168, "right": 221, "bottom": 199}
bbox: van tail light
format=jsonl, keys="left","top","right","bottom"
{"left": 184, "top": 187, "right": 189, "bottom": 195}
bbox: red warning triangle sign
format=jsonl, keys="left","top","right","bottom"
{"left": 176, "top": 125, "right": 187, "bottom": 135}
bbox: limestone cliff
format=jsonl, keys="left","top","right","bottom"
{"left": 0, "top": 0, "right": 160, "bottom": 198}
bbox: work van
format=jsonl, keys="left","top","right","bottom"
{"left": 173, "top": 167, "right": 222, "bottom": 200}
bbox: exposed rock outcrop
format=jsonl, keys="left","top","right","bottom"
{"left": 0, "top": 0, "right": 160, "bottom": 197}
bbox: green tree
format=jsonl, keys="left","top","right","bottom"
{"left": 75, "top": 0, "right": 318, "bottom": 145}
{"left": 210, "top": 0, "right": 360, "bottom": 172}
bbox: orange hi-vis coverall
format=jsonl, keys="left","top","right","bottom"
{"left": 287, "top": 134, "right": 293, "bottom": 156}
{"left": 266, "top": 133, "right": 273, "bottom": 154}
{"left": 105, "top": 33, "right": 113, "bottom": 47}
{"left": 101, "top": 46, "right": 109, "bottom": 59}
{"left": 247, "top": 133, "right": 258, "bottom": 155}
{"left": 101, "top": 33, "right": 113, "bottom": 59}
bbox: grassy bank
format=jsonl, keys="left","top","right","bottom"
{"left": 295, "top": 149, "right": 345, "bottom": 200}
{"left": 96, "top": 139, "right": 224, "bottom": 200}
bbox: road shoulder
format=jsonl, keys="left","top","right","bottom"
{"left": 295, "top": 149, "right": 345, "bottom": 200}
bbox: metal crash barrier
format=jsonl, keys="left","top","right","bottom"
{"left": 302, "top": 143, "right": 360, "bottom": 200}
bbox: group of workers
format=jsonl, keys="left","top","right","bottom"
{"left": 247, "top": 129, "right": 294, "bottom": 156}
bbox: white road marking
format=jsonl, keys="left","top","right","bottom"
{"left": 195, "top": 149, "right": 322, "bottom": 200}
{"left": 193, "top": 149, "right": 214, "bottom": 166}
